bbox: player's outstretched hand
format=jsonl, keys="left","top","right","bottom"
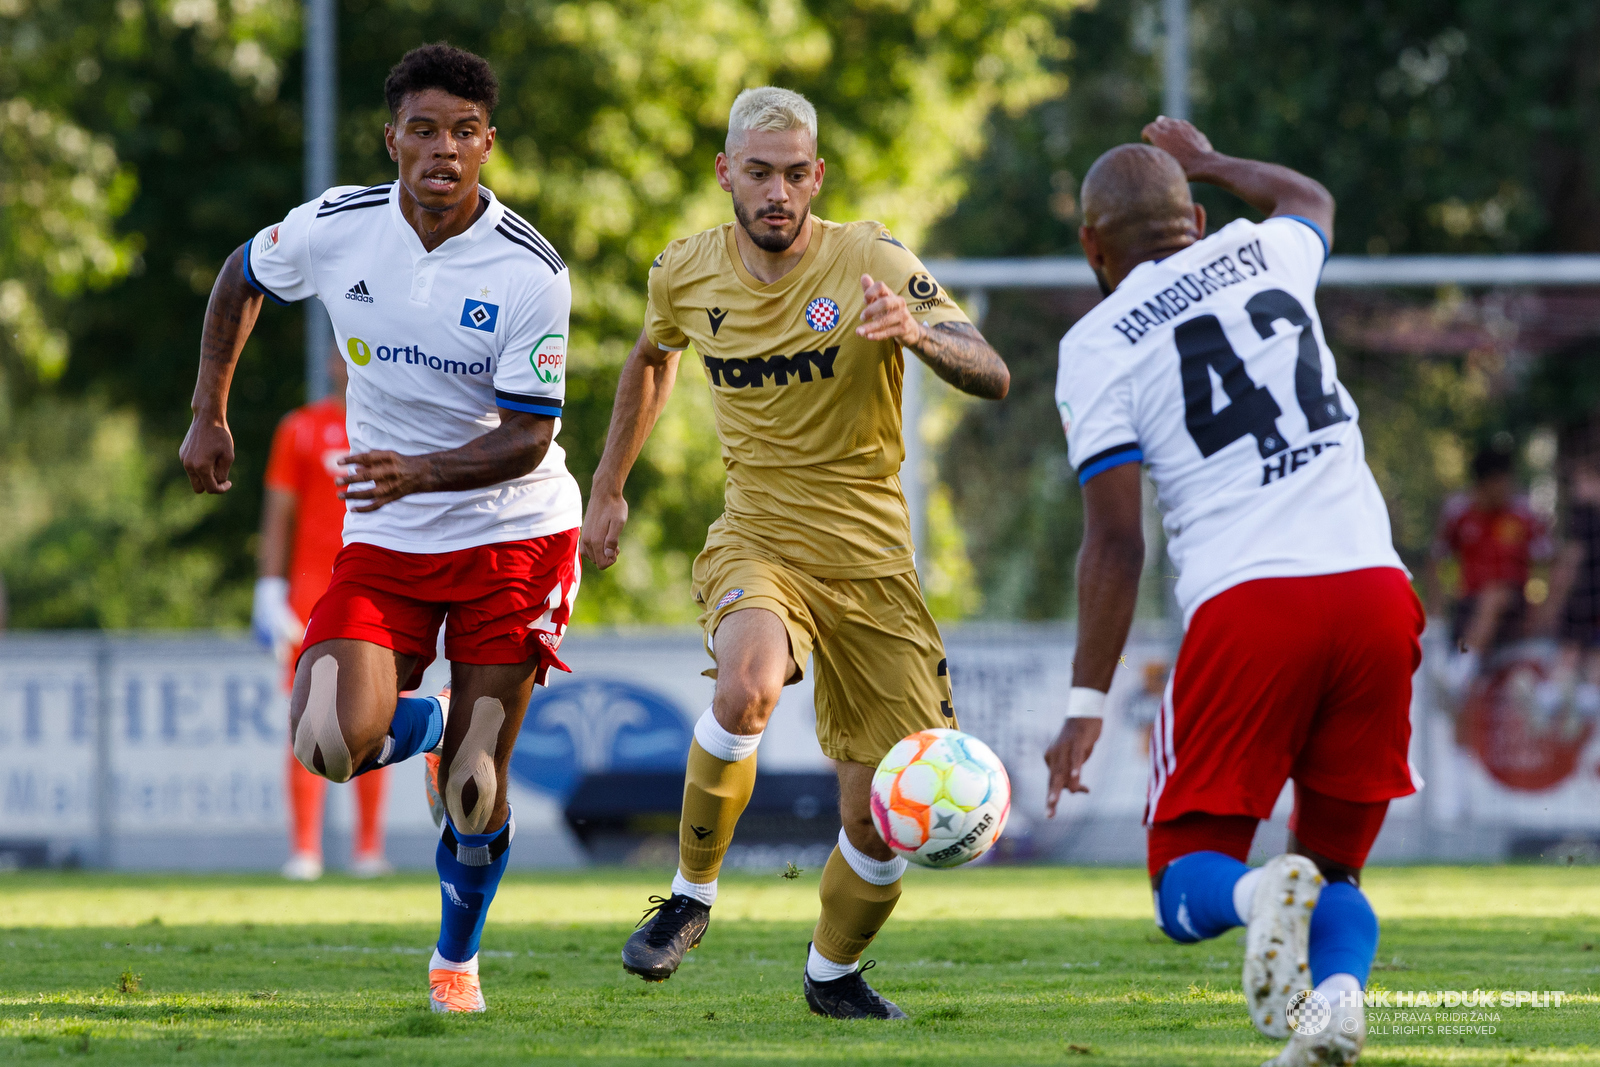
{"left": 180, "top": 416, "right": 235, "bottom": 494}
{"left": 337, "top": 450, "right": 427, "bottom": 512}
{"left": 1141, "top": 115, "right": 1215, "bottom": 176}
{"left": 580, "top": 492, "right": 628, "bottom": 571}
{"left": 856, "top": 273, "right": 923, "bottom": 347}
{"left": 1043, "top": 716, "right": 1103, "bottom": 817}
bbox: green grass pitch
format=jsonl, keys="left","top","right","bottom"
{"left": 0, "top": 865, "right": 1594, "bottom": 1064}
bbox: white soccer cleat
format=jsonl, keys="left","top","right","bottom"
{"left": 349, "top": 854, "right": 394, "bottom": 878}
{"left": 281, "top": 852, "right": 323, "bottom": 881}
{"left": 1261, "top": 992, "right": 1365, "bottom": 1066}
{"left": 1243, "top": 854, "right": 1323, "bottom": 1038}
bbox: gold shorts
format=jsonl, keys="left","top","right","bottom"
{"left": 692, "top": 542, "right": 956, "bottom": 766}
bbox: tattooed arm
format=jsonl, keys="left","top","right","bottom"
{"left": 180, "top": 243, "right": 263, "bottom": 493}
{"left": 855, "top": 273, "right": 1010, "bottom": 400}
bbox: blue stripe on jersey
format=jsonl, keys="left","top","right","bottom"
{"left": 1077, "top": 442, "right": 1143, "bottom": 485}
{"left": 1279, "top": 214, "right": 1330, "bottom": 261}
{"left": 495, "top": 390, "right": 563, "bottom": 417}
{"left": 496, "top": 398, "right": 564, "bottom": 417}
{"left": 240, "top": 240, "right": 289, "bottom": 306}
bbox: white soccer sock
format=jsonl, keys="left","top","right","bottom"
{"left": 672, "top": 869, "right": 718, "bottom": 906}
{"left": 693, "top": 707, "right": 763, "bottom": 763}
{"left": 806, "top": 942, "right": 859, "bottom": 982}
{"left": 1232, "top": 866, "right": 1266, "bottom": 923}
{"left": 838, "top": 827, "right": 908, "bottom": 886}
{"left": 1316, "top": 971, "right": 1363, "bottom": 1006}
{"left": 429, "top": 948, "right": 478, "bottom": 974}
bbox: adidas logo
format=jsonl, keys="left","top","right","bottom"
{"left": 344, "top": 279, "right": 374, "bottom": 303}
{"left": 441, "top": 881, "right": 469, "bottom": 909}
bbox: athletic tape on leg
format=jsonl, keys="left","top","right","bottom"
{"left": 293, "top": 655, "right": 353, "bottom": 783}
{"left": 446, "top": 697, "right": 505, "bottom": 834}
{"left": 693, "top": 706, "right": 762, "bottom": 762}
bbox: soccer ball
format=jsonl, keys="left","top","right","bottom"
{"left": 870, "top": 728, "right": 1010, "bottom": 868}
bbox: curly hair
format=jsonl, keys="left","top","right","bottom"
{"left": 384, "top": 43, "right": 499, "bottom": 117}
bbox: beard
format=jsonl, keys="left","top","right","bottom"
{"left": 733, "top": 197, "right": 809, "bottom": 253}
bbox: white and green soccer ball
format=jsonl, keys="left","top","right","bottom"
{"left": 870, "top": 728, "right": 1011, "bottom": 868}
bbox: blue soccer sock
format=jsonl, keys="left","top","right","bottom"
{"left": 435, "top": 812, "right": 513, "bottom": 964}
{"left": 355, "top": 695, "right": 444, "bottom": 775}
{"left": 1155, "top": 850, "right": 1251, "bottom": 944}
{"left": 1308, "top": 880, "right": 1379, "bottom": 987}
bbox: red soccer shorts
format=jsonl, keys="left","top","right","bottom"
{"left": 300, "top": 529, "right": 581, "bottom": 690}
{"left": 1144, "top": 567, "right": 1424, "bottom": 874}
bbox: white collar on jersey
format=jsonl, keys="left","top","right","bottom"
{"left": 385, "top": 181, "right": 506, "bottom": 260}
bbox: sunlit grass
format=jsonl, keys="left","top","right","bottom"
{"left": 0, "top": 866, "right": 1593, "bottom": 1063}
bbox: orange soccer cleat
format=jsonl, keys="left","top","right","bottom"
{"left": 422, "top": 687, "right": 450, "bottom": 827}
{"left": 428, "top": 967, "right": 485, "bottom": 1013}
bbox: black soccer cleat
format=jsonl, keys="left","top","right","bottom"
{"left": 621, "top": 894, "right": 711, "bottom": 982}
{"left": 803, "top": 955, "right": 908, "bottom": 1020}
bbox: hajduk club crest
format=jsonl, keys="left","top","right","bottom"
{"left": 804, "top": 297, "right": 840, "bottom": 332}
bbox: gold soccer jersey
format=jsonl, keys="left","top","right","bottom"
{"left": 645, "top": 220, "right": 970, "bottom": 578}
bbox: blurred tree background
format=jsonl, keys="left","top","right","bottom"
{"left": 2, "top": 0, "right": 1599, "bottom": 628}
{"left": 930, "top": 0, "right": 1600, "bottom": 619}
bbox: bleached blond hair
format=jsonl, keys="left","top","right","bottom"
{"left": 727, "top": 86, "right": 817, "bottom": 151}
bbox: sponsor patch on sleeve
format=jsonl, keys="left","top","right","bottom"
{"left": 715, "top": 588, "right": 745, "bottom": 610}
{"left": 255, "top": 224, "right": 280, "bottom": 255}
{"left": 531, "top": 333, "right": 566, "bottom": 383}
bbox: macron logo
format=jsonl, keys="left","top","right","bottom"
{"left": 345, "top": 280, "right": 373, "bottom": 303}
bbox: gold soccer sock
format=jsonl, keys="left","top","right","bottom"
{"left": 812, "top": 829, "right": 907, "bottom": 967}
{"left": 676, "top": 733, "right": 758, "bottom": 889}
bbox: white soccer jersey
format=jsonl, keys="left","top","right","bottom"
{"left": 1056, "top": 215, "right": 1403, "bottom": 622}
{"left": 242, "top": 181, "right": 581, "bottom": 553}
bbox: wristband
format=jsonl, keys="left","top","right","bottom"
{"left": 1065, "top": 686, "right": 1107, "bottom": 720}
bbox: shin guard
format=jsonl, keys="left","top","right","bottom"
{"left": 677, "top": 738, "right": 757, "bottom": 884}
{"left": 812, "top": 831, "right": 906, "bottom": 965}
{"left": 435, "top": 813, "right": 513, "bottom": 964}
{"left": 1308, "top": 880, "right": 1379, "bottom": 986}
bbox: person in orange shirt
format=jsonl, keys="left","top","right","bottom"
{"left": 254, "top": 350, "right": 392, "bottom": 880}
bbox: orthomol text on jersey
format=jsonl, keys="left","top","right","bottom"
{"left": 701, "top": 347, "right": 839, "bottom": 389}
{"left": 345, "top": 336, "right": 492, "bottom": 376}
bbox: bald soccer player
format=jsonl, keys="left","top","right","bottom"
{"left": 582, "top": 86, "right": 1009, "bottom": 1020}
{"left": 1042, "top": 118, "right": 1417, "bottom": 1067}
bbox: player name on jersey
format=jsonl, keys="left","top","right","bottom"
{"left": 1105, "top": 239, "right": 1271, "bottom": 346}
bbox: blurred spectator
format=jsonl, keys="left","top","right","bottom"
{"left": 253, "top": 350, "right": 392, "bottom": 880}
{"left": 1427, "top": 443, "right": 1552, "bottom": 694}
{"left": 1534, "top": 457, "right": 1600, "bottom": 724}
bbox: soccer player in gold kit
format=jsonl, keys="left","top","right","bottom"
{"left": 580, "top": 87, "right": 1010, "bottom": 1019}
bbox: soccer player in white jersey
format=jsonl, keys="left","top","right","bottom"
{"left": 1042, "top": 118, "right": 1423, "bottom": 1066}
{"left": 179, "top": 44, "right": 581, "bottom": 1014}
